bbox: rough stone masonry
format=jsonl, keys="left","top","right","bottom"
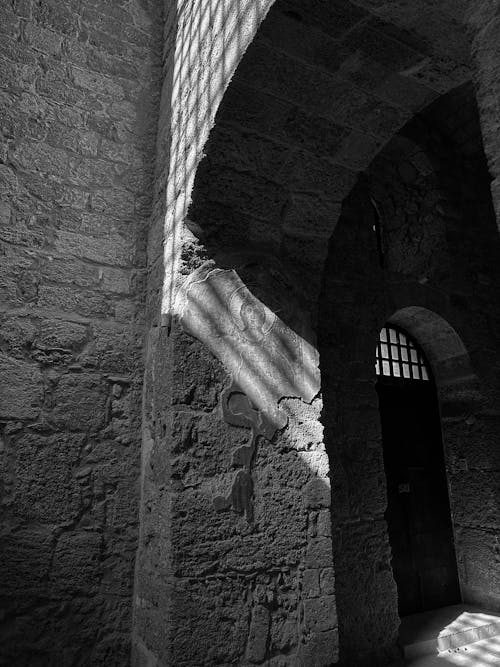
{"left": 1, "top": 1, "right": 500, "bottom": 666}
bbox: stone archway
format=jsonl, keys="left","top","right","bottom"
{"left": 134, "top": 3, "right": 500, "bottom": 666}
{"left": 389, "top": 306, "right": 475, "bottom": 388}
{"left": 380, "top": 310, "right": 478, "bottom": 617}
{"left": 317, "top": 84, "right": 500, "bottom": 664}
{"left": 375, "top": 321, "right": 461, "bottom": 616}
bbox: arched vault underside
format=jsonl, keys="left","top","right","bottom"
{"left": 162, "top": 0, "right": 474, "bottom": 316}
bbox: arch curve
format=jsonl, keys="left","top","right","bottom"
{"left": 388, "top": 306, "right": 476, "bottom": 386}
{"left": 167, "top": 0, "right": 473, "bottom": 314}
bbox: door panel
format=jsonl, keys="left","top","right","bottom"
{"left": 377, "top": 380, "right": 460, "bottom": 616}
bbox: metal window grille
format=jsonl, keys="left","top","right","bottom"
{"left": 375, "top": 325, "right": 430, "bottom": 381}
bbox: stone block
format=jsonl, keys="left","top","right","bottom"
{"left": 54, "top": 230, "right": 135, "bottom": 267}
{"left": 51, "top": 532, "right": 101, "bottom": 593}
{"left": 303, "top": 595, "right": 337, "bottom": 632}
{"left": 305, "top": 537, "right": 334, "bottom": 569}
{"left": 0, "top": 242, "right": 35, "bottom": 305}
{"left": 72, "top": 66, "right": 125, "bottom": 99}
{"left": 37, "top": 285, "right": 112, "bottom": 318}
{"left": 12, "top": 432, "right": 84, "bottom": 523}
{"left": 52, "top": 372, "right": 107, "bottom": 432}
{"left": 302, "top": 478, "right": 331, "bottom": 509}
{"left": 331, "top": 520, "right": 399, "bottom": 654}
{"left": 0, "top": 163, "right": 19, "bottom": 197}
{"left": 335, "top": 129, "right": 384, "bottom": 171}
{"left": 99, "top": 138, "right": 144, "bottom": 166}
{"left": 455, "top": 527, "right": 500, "bottom": 606}
{"left": 320, "top": 568, "right": 336, "bottom": 596}
{"left": 450, "top": 471, "right": 499, "bottom": 530}
{"left": 0, "top": 354, "right": 42, "bottom": 420}
{"left": 172, "top": 331, "right": 228, "bottom": 410}
{"left": 90, "top": 188, "right": 136, "bottom": 217}
{"left": 24, "top": 21, "right": 62, "bottom": 55}
{"left": 12, "top": 140, "right": 69, "bottom": 179}
{"left": 46, "top": 123, "right": 99, "bottom": 157}
{"left": 246, "top": 605, "right": 270, "bottom": 663}
{"left": 194, "top": 161, "right": 287, "bottom": 222}
{"left": 283, "top": 106, "right": 349, "bottom": 160}
{"left": 206, "top": 121, "right": 296, "bottom": 186}
{"left": 36, "top": 319, "right": 88, "bottom": 351}
{"left": 302, "top": 569, "right": 320, "bottom": 598}
{"left": 0, "top": 316, "right": 36, "bottom": 353}
{"left": 288, "top": 152, "right": 357, "bottom": 199}
{"left": 2, "top": 527, "right": 54, "bottom": 596}
{"left": 79, "top": 322, "right": 140, "bottom": 373}
{"left": 101, "top": 266, "right": 132, "bottom": 294}
{"left": 317, "top": 510, "right": 332, "bottom": 538}
{"left": 297, "top": 628, "right": 339, "bottom": 666}
{"left": 40, "top": 257, "right": 101, "bottom": 291}
{"left": 33, "top": 0, "right": 79, "bottom": 35}
{"left": 283, "top": 194, "right": 341, "bottom": 239}
{"left": 68, "top": 156, "right": 118, "bottom": 189}
{"left": 219, "top": 80, "right": 293, "bottom": 139}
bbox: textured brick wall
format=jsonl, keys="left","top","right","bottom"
{"left": 0, "top": 1, "right": 162, "bottom": 664}
{"left": 319, "top": 88, "right": 500, "bottom": 665}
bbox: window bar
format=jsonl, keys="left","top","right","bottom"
{"left": 376, "top": 326, "right": 430, "bottom": 381}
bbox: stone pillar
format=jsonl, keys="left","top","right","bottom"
{"left": 133, "top": 242, "right": 339, "bottom": 665}
{"left": 467, "top": 3, "right": 500, "bottom": 226}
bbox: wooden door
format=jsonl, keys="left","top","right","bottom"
{"left": 377, "top": 379, "right": 460, "bottom": 616}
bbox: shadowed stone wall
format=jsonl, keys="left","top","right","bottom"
{"left": 0, "top": 1, "right": 162, "bottom": 664}
{"left": 319, "top": 88, "right": 500, "bottom": 665}
{"left": 467, "top": 3, "right": 500, "bottom": 225}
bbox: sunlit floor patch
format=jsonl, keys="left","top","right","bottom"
{"left": 396, "top": 605, "right": 500, "bottom": 666}
{"left": 402, "top": 635, "right": 500, "bottom": 666}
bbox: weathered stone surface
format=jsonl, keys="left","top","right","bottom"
{"left": 0, "top": 316, "right": 36, "bottom": 354}
{"left": 246, "top": 604, "right": 270, "bottom": 663}
{"left": 297, "top": 628, "right": 339, "bottom": 667}
{"left": 79, "top": 322, "right": 140, "bottom": 373}
{"left": 0, "top": 3, "right": 160, "bottom": 661}
{"left": 11, "top": 432, "right": 85, "bottom": 523}
{"left": 304, "top": 595, "right": 338, "bottom": 632}
{"left": 2, "top": 527, "right": 54, "bottom": 596}
{"left": 302, "top": 478, "right": 331, "bottom": 509}
{"left": 51, "top": 531, "right": 102, "bottom": 594}
{"left": 302, "top": 569, "right": 320, "bottom": 598}
{"left": 172, "top": 330, "right": 228, "bottom": 410}
{"left": 36, "top": 319, "right": 88, "bottom": 351}
{"left": 2, "top": 1, "right": 497, "bottom": 666}
{"left": 0, "top": 354, "right": 43, "bottom": 420}
{"left": 52, "top": 373, "right": 107, "bottom": 432}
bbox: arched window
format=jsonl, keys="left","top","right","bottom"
{"left": 375, "top": 325, "right": 429, "bottom": 381}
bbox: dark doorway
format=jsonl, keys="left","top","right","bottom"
{"left": 376, "top": 326, "right": 461, "bottom": 616}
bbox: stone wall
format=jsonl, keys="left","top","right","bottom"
{"left": 1, "top": 0, "right": 496, "bottom": 665}
{"left": 467, "top": 2, "right": 500, "bottom": 225}
{"left": 319, "top": 86, "right": 500, "bottom": 665}
{"left": 0, "top": 1, "right": 162, "bottom": 664}
{"left": 132, "top": 3, "right": 487, "bottom": 665}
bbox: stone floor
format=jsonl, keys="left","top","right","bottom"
{"left": 400, "top": 636, "right": 500, "bottom": 666}
{"left": 391, "top": 605, "right": 500, "bottom": 666}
